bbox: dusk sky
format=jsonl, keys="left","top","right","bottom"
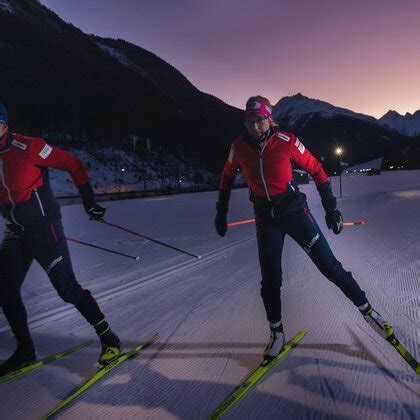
{"left": 40, "top": 0, "right": 420, "bottom": 118}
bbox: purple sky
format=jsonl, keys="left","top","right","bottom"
{"left": 40, "top": 0, "right": 420, "bottom": 118}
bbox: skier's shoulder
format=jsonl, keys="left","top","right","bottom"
{"left": 271, "top": 128, "right": 296, "bottom": 143}
{"left": 12, "top": 133, "right": 56, "bottom": 160}
{"left": 8, "top": 133, "right": 35, "bottom": 153}
{"left": 233, "top": 133, "right": 251, "bottom": 151}
{"left": 11, "top": 133, "right": 46, "bottom": 150}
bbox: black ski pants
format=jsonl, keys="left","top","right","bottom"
{"left": 255, "top": 193, "right": 368, "bottom": 324}
{"left": 0, "top": 218, "right": 104, "bottom": 346}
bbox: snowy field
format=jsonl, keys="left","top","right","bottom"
{"left": 0, "top": 171, "right": 419, "bottom": 419}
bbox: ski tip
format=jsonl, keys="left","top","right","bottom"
{"left": 135, "top": 256, "right": 140, "bottom": 260}
{"left": 197, "top": 255, "right": 202, "bottom": 259}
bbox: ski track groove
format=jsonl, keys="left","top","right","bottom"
{"left": 0, "top": 235, "right": 255, "bottom": 334}
{"left": 1, "top": 172, "right": 419, "bottom": 419}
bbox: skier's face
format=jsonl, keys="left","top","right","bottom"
{"left": 244, "top": 116, "right": 271, "bottom": 139}
{"left": 0, "top": 123, "right": 7, "bottom": 140}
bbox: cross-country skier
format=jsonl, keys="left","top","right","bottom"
{"left": 215, "top": 96, "right": 393, "bottom": 360}
{"left": 0, "top": 103, "right": 121, "bottom": 375}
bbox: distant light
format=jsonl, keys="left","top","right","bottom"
{"left": 121, "top": 168, "right": 126, "bottom": 172}
{"left": 389, "top": 166, "right": 394, "bottom": 169}
{"left": 335, "top": 147, "right": 343, "bottom": 156}
{"left": 179, "top": 179, "right": 182, "bottom": 183}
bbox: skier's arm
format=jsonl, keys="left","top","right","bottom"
{"left": 215, "top": 144, "right": 240, "bottom": 237}
{"left": 289, "top": 136, "right": 328, "bottom": 187}
{"left": 29, "top": 138, "right": 89, "bottom": 187}
{"left": 218, "top": 143, "right": 240, "bottom": 212}
{"left": 29, "top": 138, "right": 105, "bottom": 219}
{"left": 290, "top": 137, "right": 342, "bottom": 233}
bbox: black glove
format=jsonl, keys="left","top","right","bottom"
{"left": 78, "top": 183, "right": 105, "bottom": 221}
{"left": 317, "top": 181, "right": 342, "bottom": 234}
{"left": 325, "top": 209, "right": 343, "bottom": 234}
{"left": 215, "top": 201, "right": 228, "bottom": 237}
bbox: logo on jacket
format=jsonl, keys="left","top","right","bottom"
{"left": 39, "top": 144, "right": 53, "bottom": 159}
{"left": 276, "top": 132, "right": 290, "bottom": 142}
{"left": 295, "top": 138, "right": 305, "bottom": 154}
{"left": 11, "top": 140, "right": 27, "bottom": 150}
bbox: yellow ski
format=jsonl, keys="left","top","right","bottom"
{"left": 209, "top": 329, "right": 307, "bottom": 419}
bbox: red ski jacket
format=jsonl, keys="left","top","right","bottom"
{"left": 0, "top": 132, "right": 90, "bottom": 226}
{"left": 220, "top": 128, "right": 328, "bottom": 200}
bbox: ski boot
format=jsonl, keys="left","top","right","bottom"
{"left": 359, "top": 303, "right": 394, "bottom": 339}
{"left": 263, "top": 323, "right": 285, "bottom": 361}
{"left": 99, "top": 328, "right": 121, "bottom": 368}
{"left": 0, "top": 343, "right": 36, "bottom": 376}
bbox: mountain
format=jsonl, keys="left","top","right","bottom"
{"left": 0, "top": 0, "right": 243, "bottom": 169}
{"left": 272, "top": 93, "right": 376, "bottom": 127}
{"left": 378, "top": 110, "right": 420, "bottom": 136}
{"left": 0, "top": 1, "right": 417, "bottom": 174}
{"left": 272, "top": 93, "right": 414, "bottom": 171}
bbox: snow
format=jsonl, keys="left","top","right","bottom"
{"left": 96, "top": 42, "right": 150, "bottom": 80}
{"left": 346, "top": 157, "right": 384, "bottom": 173}
{"left": 48, "top": 146, "right": 215, "bottom": 196}
{"left": 0, "top": 171, "right": 419, "bottom": 419}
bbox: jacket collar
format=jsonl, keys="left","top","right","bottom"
{"left": 243, "top": 127, "right": 275, "bottom": 152}
{"left": 0, "top": 132, "right": 13, "bottom": 153}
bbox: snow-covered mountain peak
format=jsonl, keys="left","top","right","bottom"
{"left": 378, "top": 109, "right": 420, "bottom": 136}
{"left": 272, "top": 93, "right": 376, "bottom": 126}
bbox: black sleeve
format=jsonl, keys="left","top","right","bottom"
{"left": 317, "top": 181, "right": 337, "bottom": 212}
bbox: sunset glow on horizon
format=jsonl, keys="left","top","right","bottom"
{"left": 41, "top": 0, "right": 420, "bottom": 118}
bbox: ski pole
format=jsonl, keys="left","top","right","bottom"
{"left": 228, "top": 218, "right": 366, "bottom": 228}
{"left": 343, "top": 220, "right": 365, "bottom": 226}
{"left": 228, "top": 218, "right": 255, "bottom": 227}
{"left": 99, "top": 220, "right": 201, "bottom": 259}
{"left": 66, "top": 237, "right": 140, "bottom": 260}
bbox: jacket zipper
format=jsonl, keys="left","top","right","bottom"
{"left": 0, "top": 160, "right": 24, "bottom": 228}
{"left": 34, "top": 189, "right": 46, "bottom": 216}
{"left": 259, "top": 142, "right": 271, "bottom": 201}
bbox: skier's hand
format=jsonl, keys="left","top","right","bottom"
{"left": 215, "top": 201, "right": 228, "bottom": 237}
{"left": 325, "top": 209, "right": 343, "bottom": 234}
{"left": 215, "top": 212, "right": 228, "bottom": 237}
{"left": 87, "top": 203, "right": 106, "bottom": 221}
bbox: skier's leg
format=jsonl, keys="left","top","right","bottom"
{"left": 31, "top": 220, "right": 102, "bottom": 324}
{"left": 0, "top": 231, "right": 36, "bottom": 373}
{"left": 32, "top": 220, "right": 120, "bottom": 362}
{"left": 256, "top": 219, "right": 286, "bottom": 359}
{"left": 0, "top": 232, "right": 34, "bottom": 347}
{"left": 256, "top": 221, "right": 286, "bottom": 324}
{"left": 285, "top": 198, "right": 368, "bottom": 307}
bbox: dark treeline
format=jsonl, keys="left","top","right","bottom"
{"left": 0, "top": 0, "right": 243, "bottom": 171}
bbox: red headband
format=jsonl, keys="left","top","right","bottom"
{"left": 245, "top": 99, "right": 273, "bottom": 121}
